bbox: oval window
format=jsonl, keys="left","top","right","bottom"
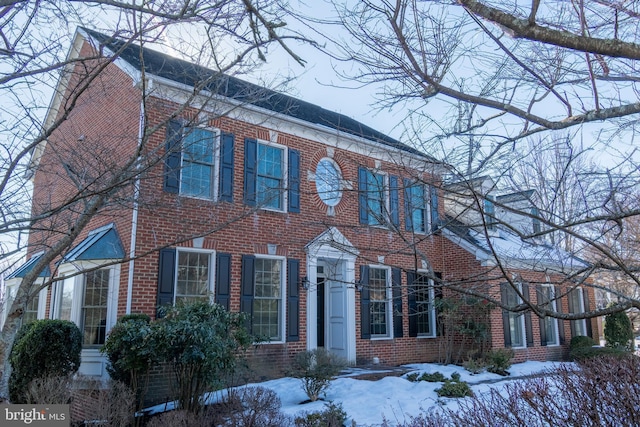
{"left": 315, "top": 158, "right": 342, "bottom": 207}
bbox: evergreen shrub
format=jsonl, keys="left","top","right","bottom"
{"left": 9, "top": 319, "right": 82, "bottom": 403}
{"left": 604, "top": 309, "right": 634, "bottom": 351}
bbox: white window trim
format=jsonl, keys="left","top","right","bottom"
{"left": 256, "top": 139, "right": 288, "bottom": 213}
{"left": 0, "top": 277, "right": 49, "bottom": 329}
{"left": 541, "top": 284, "right": 560, "bottom": 347}
{"left": 364, "top": 169, "right": 390, "bottom": 228}
{"left": 254, "top": 254, "right": 287, "bottom": 344}
{"left": 174, "top": 248, "right": 216, "bottom": 304}
{"left": 369, "top": 265, "right": 393, "bottom": 340}
{"left": 415, "top": 270, "right": 436, "bottom": 338}
{"left": 179, "top": 126, "right": 221, "bottom": 201}
{"left": 52, "top": 261, "right": 120, "bottom": 347}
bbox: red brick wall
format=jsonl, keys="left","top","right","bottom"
{"left": 32, "top": 35, "right": 597, "bottom": 391}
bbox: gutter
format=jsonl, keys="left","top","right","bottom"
{"left": 126, "top": 99, "right": 144, "bottom": 314}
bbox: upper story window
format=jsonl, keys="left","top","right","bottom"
{"left": 531, "top": 207, "right": 541, "bottom": 234}
{"left": 358, "top": 167, "right": 400, "bottom": 227}
{"left": 181, "top": 128, "right": 217, "bottom": 198}
{"left": 484, "top": 197, "right": 497, "bottom": 230}
{"left": 405, "top": 181, "right": 429, "bottom": 233}
{"left": 316, "top": 158, "right": 342, "bottom": 207}
{"left": 244, "top": 138, "right": 300, "bottom": 213}
{"left": 256, "top": 143, "right": 285, "bottom": 210}
{"left": 164, "top": 120, "right": 235, "bottom": 202}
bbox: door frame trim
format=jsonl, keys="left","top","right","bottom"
{"left": 305, "top": 228, "right": 358, "bottom": 363}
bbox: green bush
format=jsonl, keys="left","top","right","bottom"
{"left": 419, "top": 371, "right": 446, "bottom": 382}
{"left": 405, "top": 372, "right": 420, "bottom": 382}
{"left": 463, "top": 358, "right": 486, "bottom": 375}
{"left": 570, "top": 335, "right": 595, "bottom": 350}
{"left": 435, "top": 378, "right": 474, "bottom": 398}
{"left": 485, "top": 348, "right": 514, "bottom": 376}
{"left": 569, "top": 336, "right": 597, "bottom": 360}
{"left": 294, "top": 402, "right": 347, "bottom": 427}
{"left": 154, "top": 301, "right": 253, "bottom": 413}
{"left": 406, "top": 371, "right": 449, "bottom": 383}
{"left": 291, "top": 348, "right": 346, "bottom": 402}
{"left": 570, "top": 345, "right": 629, "bottom": 361}
{"left": 604, "top": 309, "right": 634, "bottom": 351}
{"left": 101, "top": 313, "right": 157, "bottom": 414}
{"left": 9, "top": 319, "right": 82, "bottom": 403}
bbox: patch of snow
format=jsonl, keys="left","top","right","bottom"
{"left": 144, "top": 361, "right": 574, "bottom": 425}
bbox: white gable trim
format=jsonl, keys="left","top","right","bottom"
{"left": 305, "top": 227, "right": 359, "bottom": 260}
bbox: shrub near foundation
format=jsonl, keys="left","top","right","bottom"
{"left": 153, "top": 301, "right": 253, "bottom": 413}
{"left": 484, "top": 348, "right": 514, "bottom": 376}
{"left": 290, "top": 348, "right": 346, "bottom": 402}
{"left": 604, "top": 309, "right": 634, "bottom": 351}
{"left": 101, "top": 313, "right": 156, "bottom": 415}
{"left": 9, "top": 319, "right": 82, "bottom": 403}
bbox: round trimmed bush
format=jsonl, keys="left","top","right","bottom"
{"left": 9, "top": 319, "right": 82, "bottom": 403}
{"left": 570, "top": 335, "right": 595, "bottom": 350}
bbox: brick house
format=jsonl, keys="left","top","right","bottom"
{"left": 5, "top": 28, "right": 597, "bottom": 386}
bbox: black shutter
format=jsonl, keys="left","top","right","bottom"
{"left": 392, "top": 267, "right": 403, "bottom": 338}
{"left": 240, "top": 255, "right": 255, "bottom": 330}
{"left": 288, "top": 149, "right": 301, "bottom": 213}
{"left": 568, "top": 289, "right": 576, "bottom": 338}
{"left": 404, "top": 178, "right": 413, "bottom": 231}
{"left": 434, "top": 272, "right": 444, "bottom": 336}
{"left": 358, "top": 167, "right": 368, "bottom": 224}
{"left": 501, "top": 283, "right": 512, "bottom": 347}
{"left": 582, "top": 287, "right": 593, "bottom": 338}
{"left": 219, "top": 132, "right": 235, "bottom": 202}
{"left": 555, "top": 286, "right": 566, "bottom": 345}
{"left": 407, "top": 271, "right": 418, "bottom": 337}
{"left": 523, "top": 282, "right": 534, "bottom": 347}
{"left": 430, "top": 185, "right": 439, "bottom": 231}
{"left": 215, "top": 253, "right": 231, "bottom": 310}
{"left": 389, "top": 176, "right": 400, "bottom": 227}
{"left": 537, "top": 285, "right": 547, "bottom": 346}
{"left": 360, "top": 265, "right": 371, "bottom": 339}
{"left": 287, "top": 258, "right": 300, "bottom": 342}
{"left": 157, "top": 248, "right": 176, "bottom": 316}
{"left": 164, "top": 120, "right": 182, "bottom": 193}
{"left": 243, "top": 138, "right": 257, "bottom": 205}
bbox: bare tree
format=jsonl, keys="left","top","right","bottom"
{"left": 292, "top": 0, "right": 640, "bottom": 325}
{"left": 0, "top": 0, "right": 308, "bottom": 399}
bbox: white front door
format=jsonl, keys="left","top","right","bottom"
{"left": 306, "top": 227, "right": 358, "bottom": 363}
{"left": 322, "top": 261, "right": 348, "bottom": 359}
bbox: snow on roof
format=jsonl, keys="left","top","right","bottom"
{"left": 443, "top": 217, "right": 589, "bottom": 272}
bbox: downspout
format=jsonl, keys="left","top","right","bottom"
{"left": 126, "top": 98, "right": 145, "bottom": 314}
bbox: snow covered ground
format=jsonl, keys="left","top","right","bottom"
{"left": 147, "top": 361, "right": 570, "bottom": 426}
{"left": 269, "top": 361, "right": 568, "bottom": 425}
